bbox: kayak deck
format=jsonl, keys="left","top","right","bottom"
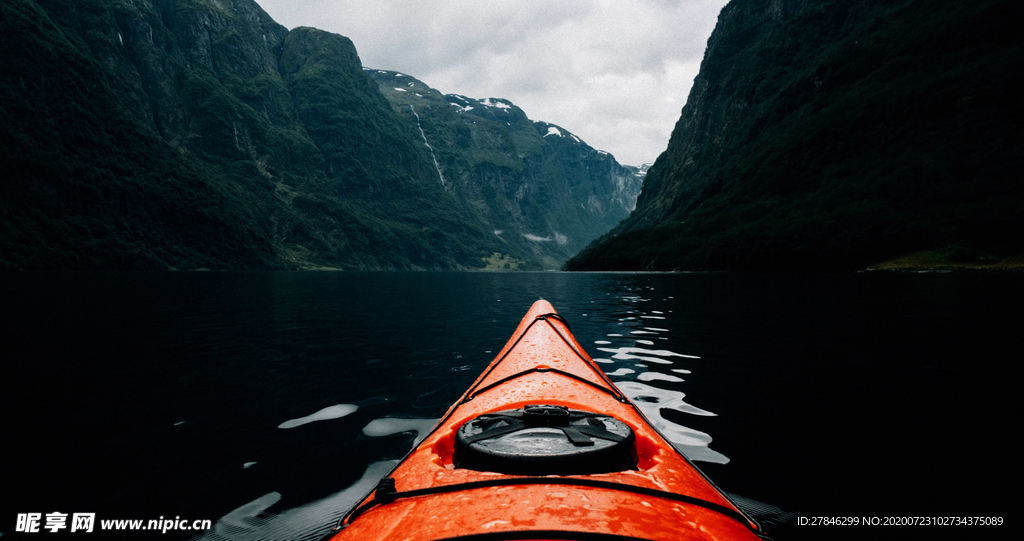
{"left": 327, "top": 300, "right": 765, "bottom": 540}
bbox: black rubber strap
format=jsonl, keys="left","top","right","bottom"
{"left": 462, "top": 411, "right": 628, "bottom": 447}
{"left": 468, "top": 314, "right": 554, "bottom": 394}
{"left": 465, "top": 366, "right": 626, "bottom": 403}
{"left": 574, "top": 424, "right": 626, "bottom": 443}
{"left": 535, "top": 312, "right": 572, "bottom": 332}
{"left": 558, "top": 425, "right": 593, "bottom": 446}
{"left": 462, "top": 418, "right": 527, "bottom": 445}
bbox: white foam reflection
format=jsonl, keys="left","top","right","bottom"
{"left": 615, "top": 381, "right": 728, "bottom": 464}
{"left": 362, "top": 417, "right": 438, "bottom": 447}
{"left": 597, "top": 346, "right": 700, "bottom": 365}
{"left": 200, "top": 417, "right": 438, "bottom": 540}
{"left": 637, "top": 372, "right": 684, "bottom": 383}
{"left": 278, "top": 404, "right": 358, "bottom": 429}
{"left": 597, "top": 301, "right": 728, "bottom": 464}
{"left": 605, "top": 368, "right": 636, "bottom": 377}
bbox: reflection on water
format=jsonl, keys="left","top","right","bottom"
{"left": 277, "top": 404, "right": 358, "bottom": 429}
{"left": 615, "top": 381, "right": 727, "bottom": 464}
{"left": 592, "top": 291, "right": 730, "bottom": 465}
{"left": 605, "top": 367, "right": 636, "bottom": 377}
{"left": 636, "top": 372, "right": 685, "bottom": 383}
{"left": 197, "top": 460, "right": 398, "bottom": 541}
{"left": 596, "top": 346, "right": 699, "bottom": 364}
{"left": 199, "top": 287, "right": 733, "bottom": 540}
{"left": 7, "top": 271, "right": 1019, "bottom": 541}
{"left": 361, "top": 417, "right": 438, "bottom": 447}
{"left": 200, "top": 416, "right": 438, "bottom": 541}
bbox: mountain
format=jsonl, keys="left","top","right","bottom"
{"left": 366, "top": 69, "right": 642, "bottom": 269}
{"left": 0, "top": 0, "right": 639, "bottom": 270}
{"left": 566, "top": 0, "right": 1024, "bottom": 271}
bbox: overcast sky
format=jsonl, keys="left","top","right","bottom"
{"left": 255, "top": 0, "right": 728, "bottom": 166}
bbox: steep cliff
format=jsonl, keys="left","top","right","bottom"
{"left": 368, "top": 70, "right": 642, "bottom": 268}
{"left": 1, "top": 0, "right": 636, "bottom": 270}
{"left": 567, "top": 0, "right": 1024, "bottom": 271}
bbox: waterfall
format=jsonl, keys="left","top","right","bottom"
{"left": 408, "top": 105, "right": 446, "bottom": 189}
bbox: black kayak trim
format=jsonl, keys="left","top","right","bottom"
{"left": 341, "top": 476, "right": 767, "bottom": 538}
{"left": 463, "top": 366, "right": 631, "bottom": 404}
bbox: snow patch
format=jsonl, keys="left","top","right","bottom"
{"left": 544, "top": 127, "right": 563, "bottom": 137}
{"left": 482, "top": 98, "right": 511, "bottom": 109}
{"left": 394, "top": 87, "right": 407, "bottom": 92}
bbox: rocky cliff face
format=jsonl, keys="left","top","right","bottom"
{"left": 628, "top": 0, "right": 809, "bottom": 230}
{"left": 568, "top": 0, "right": 1023, "bottom": 271}
{"left": 0, "top": 0, "right": 638, "bottom": 270}
{"left": 367, "top": 70, "right": 642, "bottom": 268}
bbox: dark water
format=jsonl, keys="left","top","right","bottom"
{"left": 2, "top": 271, "right": 1018, "bottom": 539}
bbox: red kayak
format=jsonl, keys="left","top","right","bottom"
{"left": 325, "top": 300, "right": 767, "bottom": 540}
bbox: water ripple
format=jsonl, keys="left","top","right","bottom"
{"left": 196, "top": 461, "right": 398, "bottom": 541}
{"left": 277, "top": 404, "right": 358, "bottom": 429}
{"left": 615, "top": 381, "right": 728, "bottom": 464}
{"left": 637, "top": 372, "right": 685, "bottom": 383}
{"left": 362, "top": 417, "right": 438, "bottom": 447}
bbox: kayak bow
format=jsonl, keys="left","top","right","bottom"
{"left": 327, "top": 300, "right": 767, "bottom": 540}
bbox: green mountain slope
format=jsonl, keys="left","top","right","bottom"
{"left": 367, "top": 70, "right": 643, "bottom": 269}
{"left": 1, "top": 0, "right": 277, "bottom": 269}
{"left": 566, "top": 0, "right": 1024, "bottom": 271}
{"left": 3, "top": 0, "right": 631, "bottom": 270}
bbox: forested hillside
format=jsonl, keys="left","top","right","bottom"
{"left": 0, "top": 0, "right": 639, "bottom": 270}
{"left": 369, "top": 70, "right": 642, "bottom": 269}
{"left": 567, "top": 0, "right": 1024, "bottom": 271}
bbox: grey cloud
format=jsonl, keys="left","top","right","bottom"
{"left": 257, "top": 0, "right": 727, "bottom": 165}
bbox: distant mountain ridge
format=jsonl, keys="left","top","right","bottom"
{"left": 367, "top": 69, "right": 642, "bottom": 268}
{"left": 0, "top": 0, "right": 640, "bottom": 270}
{"left": 567, "top": 0, "right": 1024, "bottom": 271}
